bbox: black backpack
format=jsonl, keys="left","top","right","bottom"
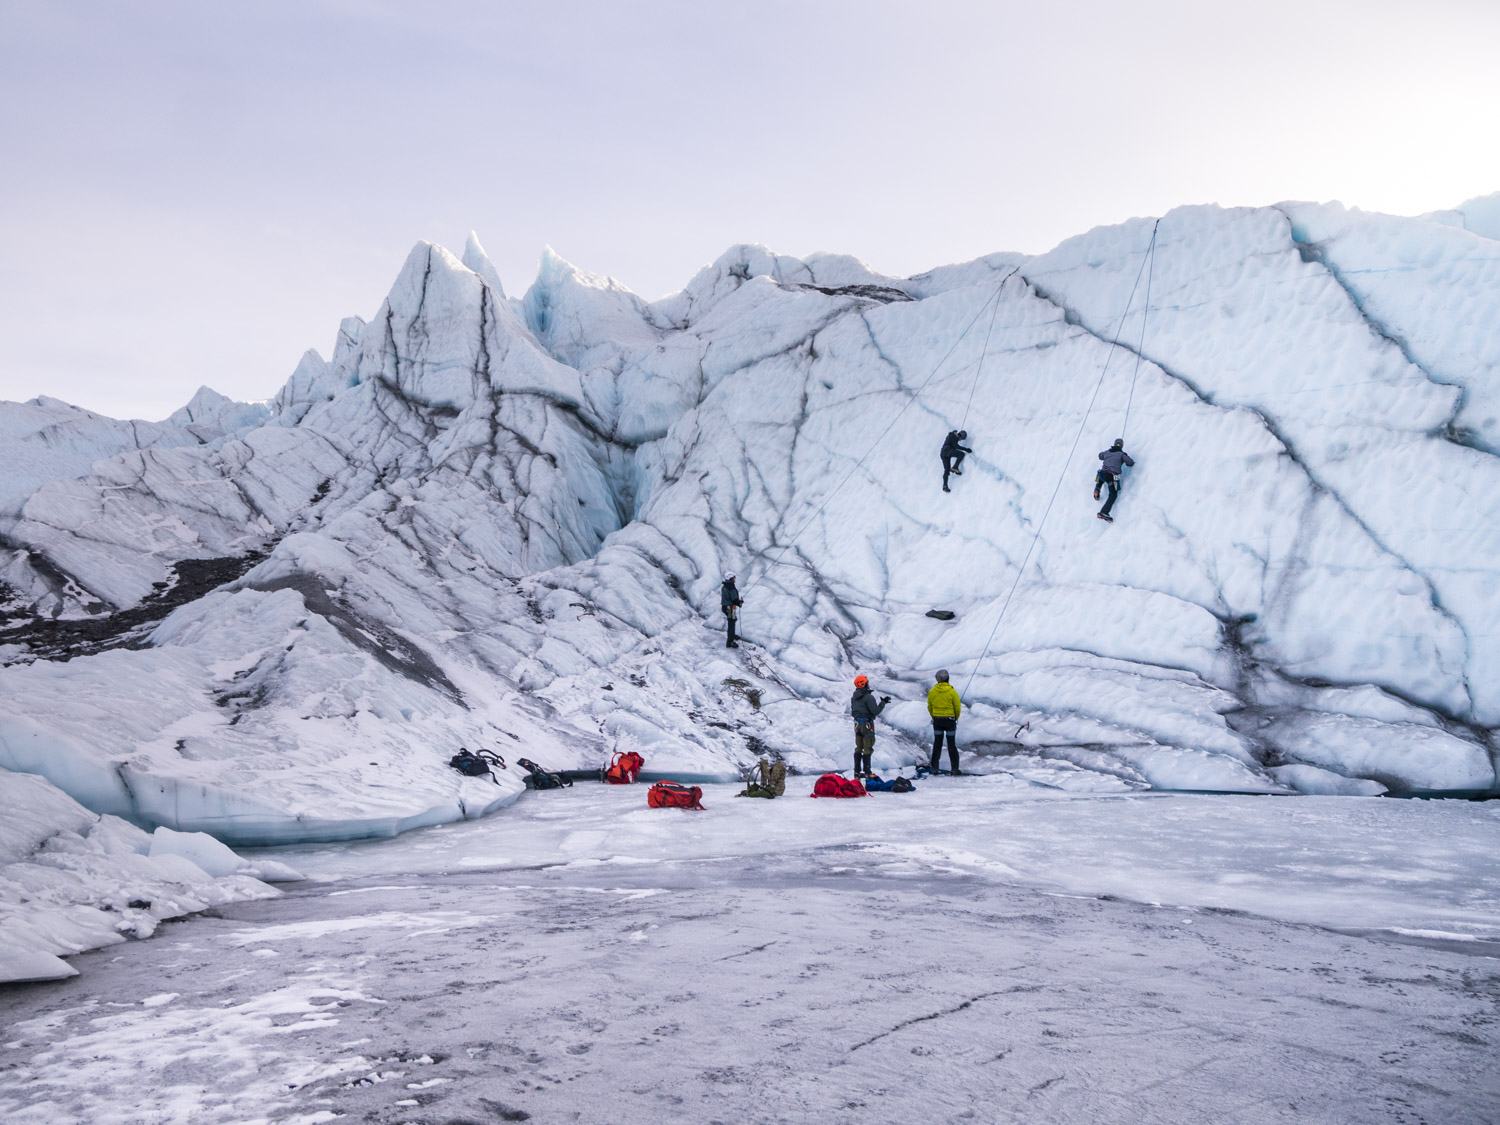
{"left": 517, "top": 757, "right": 573, "bottom": 791}
{"left": 448, "top": 748, "right": 507, "bottom": 783}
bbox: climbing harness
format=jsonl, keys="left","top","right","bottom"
{"left": 959, "top": 221, "right": 1161, "bottom": 702}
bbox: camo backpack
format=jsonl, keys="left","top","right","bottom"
{"left": 737, "top": 757, "right": 787, "bottom": 799}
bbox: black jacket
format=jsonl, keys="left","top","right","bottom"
{"left": 941, "top": 431, "right": 972, "bottom": 457}
{"left": 721, "top": 579, "right": 742, "bottom": 611}
{"left": 850, "top": 686, "right": 888, "bottom": 723}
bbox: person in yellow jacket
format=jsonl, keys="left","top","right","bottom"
{"left": 926, "top": 669, "right": 963, "bottom": 775}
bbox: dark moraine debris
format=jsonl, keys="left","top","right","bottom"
{"left": 799, "top": 282, "right": 915, "bottom": 304}
{"left": 0, "top": 552, "right": 268, "bottom": 665}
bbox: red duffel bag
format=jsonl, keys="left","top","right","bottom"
{"left": 810, "top": 773, "right": 866, "bottom": 798}
{"left": 647, "top": 780, "right": 704, "bottom": 810}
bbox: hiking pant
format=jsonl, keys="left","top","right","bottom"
{"left": 1097, "top": 471, "right": 1120, "bottom": 517}
{"left": 931, "top": 717, "right": 958, "bottom": 773}
{"left": 724, "top": 606, "right": 738, "bottom": 646}
{"left": 942, "top": 451, "right": 965, "bottom": 490}
{"left": 854, "top": 724, "right": 874, "bottom": 775}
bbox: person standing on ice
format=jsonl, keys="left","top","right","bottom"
{"left": 1095, "top": 438, "right": 1135, "bottom": 523}
{"left": 941, "top": 430, "right": 972, "bottom": 493}
{"left": 849, "top": 674, "right": 891, "bottom": 778}
{"left": 721, "top": 573, "right": 743, "bottom": 648}
{"left": 927, "top": 669, "right": 963, "bottom": 774}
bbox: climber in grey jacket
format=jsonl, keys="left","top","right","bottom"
{"left": 1095, "top": 439, "right": 1135, "bottom": 522}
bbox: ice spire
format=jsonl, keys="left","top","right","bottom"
{"left": 462, "top": 231, "right": 507, "bottom": 298}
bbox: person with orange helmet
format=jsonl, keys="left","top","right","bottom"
{"left": 849, "top": 674, "right": 891, "bottom": 778}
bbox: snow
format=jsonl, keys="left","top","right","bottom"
{"left": 149, "top": 826, "right": 304, "bottom": 881}
{"left": 0, "top": 768, "right": 281, "bottom": 984}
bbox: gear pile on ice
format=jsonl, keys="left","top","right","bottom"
{"left": 737, "top": 757, "right": 787, "bottom": 799}
{"left": 517, "top": 758, "right": 572, "bottom": 791}
{"left": 447, "top": 748, "right": 506, "bottom": 783}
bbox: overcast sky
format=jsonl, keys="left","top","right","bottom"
{"left": 3, "top": 0, "right": 1498, "bottom": 419}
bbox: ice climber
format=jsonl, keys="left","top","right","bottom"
{"left": 1094, "top": 438, "right": 1135, "bottom": 522}
{"left": 849, "top": 674, "right": 891, "bottom": 778}
{"left": 941, "top": 430, "right": 972, "bottom": 493}
{"left": 721, "top": 573, "right": 743, "bottom": 648}
{"left": 927, "top": 669, "right": 962, "bottom": 775}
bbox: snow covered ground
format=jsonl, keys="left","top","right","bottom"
{"left": 2, "top": 784, "right": 1496, "bottom": 1123}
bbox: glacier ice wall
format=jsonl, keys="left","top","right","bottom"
{"left": 2, "top": 206, "right": 1498, "bottom": 842}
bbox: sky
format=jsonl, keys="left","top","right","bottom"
{"left": 2, "top": 0, "right": 1498, "bottom": 420}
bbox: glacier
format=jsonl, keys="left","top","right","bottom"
{"left": 2, "top": 202, "right": 1499, "bottom": 883}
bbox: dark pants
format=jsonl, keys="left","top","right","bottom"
{"left": 1097, "top": 471, "right": 1120, "bottom": 517}
{"left": 931, "top": 717, "right": 958, "bottom": 773}
{"left": 724, "top": 606, "right": 738, "bottom": 646}
{"left": 942, "top": 451, "right": 965, "bottom": 490}
{"left": 854, "top": 725, "right": 874, "bottom": 775}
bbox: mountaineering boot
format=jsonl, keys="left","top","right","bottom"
{"left": 1093, "top": 486, "right": 1101, "bottom": 501}
{"left": 726, "top": 640, "right": 739, "bottom": 648}
{"left": 952, "top": 467, "right": 962, "bottom": 476}
{"left": 943, "top": 484, "right": 951, "bottom": 493}
{"left": 1097, "top": 513, "right": 1113, "bottom": 523}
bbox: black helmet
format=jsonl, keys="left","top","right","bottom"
{"left": 957, "top": 430, "right": 967, "bottom": 440}
{"left": 1112, "top": 438, "right": 1124, "bottom": 449}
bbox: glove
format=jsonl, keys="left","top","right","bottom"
{"left": 881, "top": 696, "right": 892, "bottom": 705}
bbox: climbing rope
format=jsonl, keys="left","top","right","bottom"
{"left": 959, "top": 224, "right": 1160, "bottom": 702}
{"left": 1120, "top": 219, "right": 1160, "bottom": 443}
{"left": 743, "top": 271, "right": 1015, "bottom": 597}
{"left": 960, "top": 280, "right": 1006, "bottom": 432}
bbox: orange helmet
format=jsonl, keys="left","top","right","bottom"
{"left": 854, "top": 674, "right": 869, "bottom": 688}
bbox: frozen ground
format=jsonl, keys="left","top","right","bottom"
{"left": 2, "top": 786, "right": 1496, "bottom": 1124}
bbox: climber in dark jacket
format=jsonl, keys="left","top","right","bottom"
{"left": 721, "top": 574, "right": 743, "bottom": 648}
{"left": 849, "top": 674, "right": 891, "bottom": 777}
{"left": 941, "top": 430, "right": 972, "bottom": 493}
{"left": 1094, "top": 439, "right": 1135, "bottom": 522}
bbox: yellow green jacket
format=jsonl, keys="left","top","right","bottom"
{"left": 927, "top": 682, "right": 962, "bottom": 719}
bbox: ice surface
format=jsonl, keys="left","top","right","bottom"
{"left": 275, "top": 781, "right": 1500, "bottom": 942}
{"left": 1, "top": 198, "right": 1498, "bottom": 866}
{"left": 3, "top": 786, "right": 1495, "bottom": 1123}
